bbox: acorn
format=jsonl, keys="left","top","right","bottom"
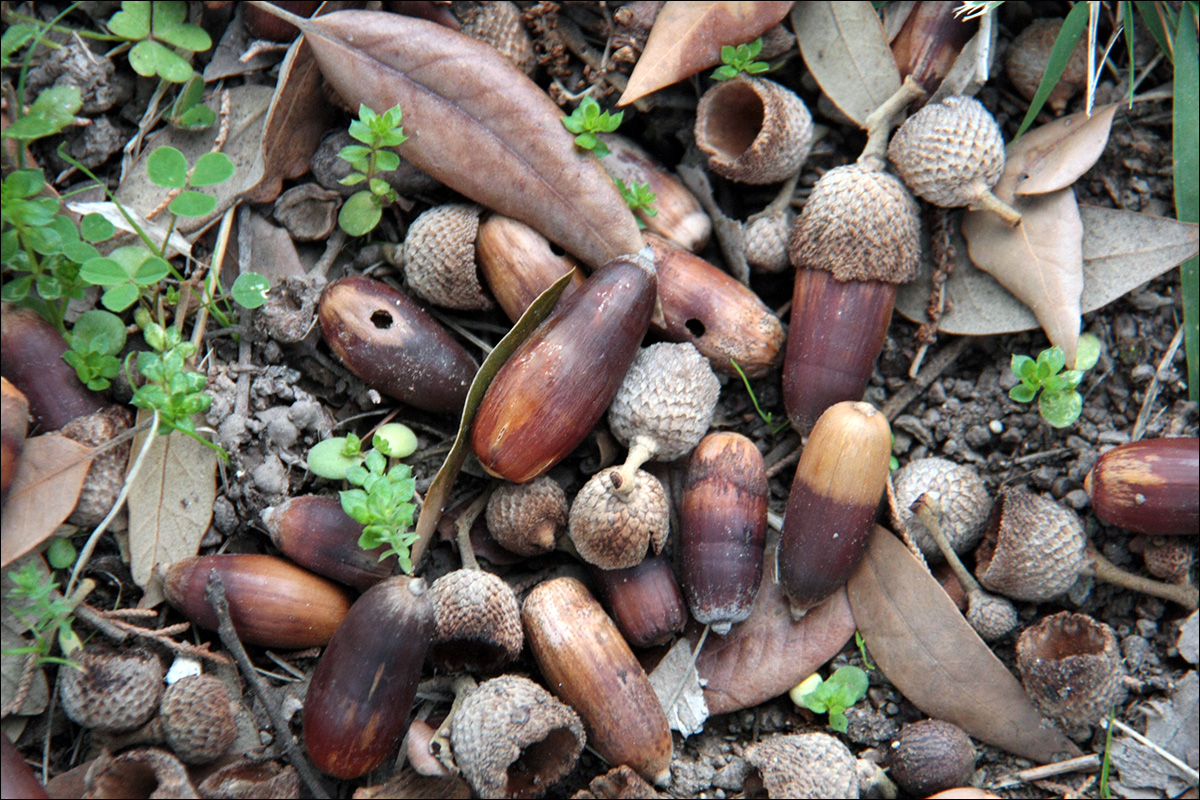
{"left": 743, "top": 208, "right": 793, "bottom": 273}
{"left": 974, "top": 487, "right": 1086, "bottom": 602}
{"left": 568, "top": 467, "right": 669, "bottom": 570}
{"left": 471, "top": 249, "right": 657, "bottom": 484}
{"left": 572, "top": 765, "right": 660, "bottom": 800}
{"left": 82, "top": 748, "right": 197, "bottom": 800}
{"left": 162, "top": 554, "right": 354, "bottom": 649}
{"left": 429, "top": 569, "right": 524, "bottom": 673}
{"left": 522, "top": 577, "right": 672, "bottom": 786}
{"left": 1, "top": 376, "right": 30, "bottom": 503}
{"left": 450, "top": 674, "right": 585, "bottom": 799}
{"left": 476, "top": 214, "right": 586, "bottom": 323}
{"left": 783, "top": 164, "right": 920, "bottom": 434}
{"left": 262, "top": 495, "right": 394, "bottom": 590}
{"left": 485, "top": 476, "right": 568, "bottom": 557}
{"left": 887, "top": 719, "right": 976, "bottom": 798}
{"left": 1, "top": 305, "right": 105, "bottom": 431}
{"left": 1, "top": 731, "right": 47, "bottom": 800}
{"left": 891, "top": 1, "right": 978, "bottom": 95}
{"left": 888, "top": 95, "right": 1020, "bottom": 225}
{"left": 401, "top": 203, "right": 493, "bottom": 311}
{"left": 159, "top": 675, "right": 238, "bottom": 765}
{"left": 591, "top": 554, "right": 688, "bottom": 648}
{"left": 1084, "top": 437, "right": 1199, "bottom": 537}
{"left": 304, "top": 576, "right": 435, "bottom": 779}
{"left": 60, "top": 647, "right": 164, "bottom": 734}
{"left": 694, "top": 75, "right": 814, "bottom": 184}
{"left": 453, "top": 1, "right": 536, "bottom": 75}
{"left": 1016, "top": 611, "right": 1127, "bottom": 737}
{"left": 1006, "top": 18, "right": 1089, "bottom": 113}
{"left": 318, "top": 275, "right": 479, "bottom": 415}
{"left": 195, "top": 760, "right": 299, "bottom": 800}
{"left": 600, "top": 134, "right": 711, "bottom": 252}
{"left": 891, "top": 457, "right": 992, "bottom": 560}
{"left": 646, "top": 234, "right": 785, "bottom": 377}
{"left": 680, "top": 431, "right": 768, "bottom": 633}
{"left": 744, "top": 732, "right": 859, "bottom": 799}
{"left": 779, "top": 401, "right": 892, "bottom": 617}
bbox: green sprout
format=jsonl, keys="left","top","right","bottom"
{"left": 561, "top": 96, "right": 623, "bottom": 158}
{"left": 106, "top": 1, "right": 213, "bottom": 83}
{"left": 2, "top": 563, "right": 83, "bottom": 667}
{"left": 307, "top": 424, "right": 417, "bottom": 480}
{"left": 166, "top": 72, "right": 215, "bottom": 130}
{"left": 1008, "top": 334, "right": 1101, "bottom": 429}
{"left": 730, "top": 359, "right": 790, "bottom": 435}
{"left": 711, "top": 38, "right": 769, "bottom": 81}
{"left": 615, "top": 178, "right": 658, "bottom": 229}
{"left": 340, "top": 451, "right": 419, "bottom": 574}
{"left": 337, "top": 104, "right": 408, "bottom": 237}
{"left": 855, "top": 631, "right": 876, "bottom": 671}
{"left": 63, "top": 310, "right": 126, "bottom": 391}
{"left": 789, "top": 665, "right": 870, "bottom": 734}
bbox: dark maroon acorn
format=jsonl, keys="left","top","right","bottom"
{"left": 891, "top": 1, "right": 978, "bottom": 95}
{"left": 318, "top": 275, "right": 479, "bottom": 415}
{"left": 2, "top": 731, "right": 49, "bottom": 800}
{"left": 1, "top": 376, "right": 30, "bottom": 503}
{"left": 262, "top": 495, "right": 393, "bottom": 590}
{"left": 304, "top": 576, "right": 435, "bottom": 779}
{"left": 681, "top": 431, "right": 768, "bottom": 633}
{"left": 471, "top": 249, "right": 656, "bottom": 483}
{"left": 1085, "top": 438, "right": 1199, "bottom": 536}
{"left": 591, "top": 554, "right": 687, "bottom": 648}
{"left": 0, "top": 305, "right": 105, "bottom": 431}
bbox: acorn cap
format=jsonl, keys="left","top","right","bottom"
{"left": 887, "top": 95, "right": 1006, "bottom": 209}
{"left": 159, "top": 674, "right": 238, "bottom": 765}
{"left": 608, "top": 342, "right": 720, "bottom": 462}
{"left": 568, "top": 468, "right": 668, "bottom": 570}
{"left": 965, "top": 592, "right": 1018, "bottom": 642}
{"left": 61, "top": 405, "right": 134, "bottom": 528}
{"left": 1006, "top": 19, "right": 1088, "bottom": 112}
{"left": 744, "top": 732, "right": 859, "bottom": 798}
{"left": 1142, "top": 538, "right": 1193, "bottom": 582}
{"left": 83, "top": 748, "right": 197, "bottom": 799}
{"left": 450, "top": 674, "right": 585, "bottom": 799}
{"left": 60, "top": 648, "right": 164, "bottom": 734}
{"left": 1016, "top": 611, "right": 1127, "bottom": 736}
{"left": 974, "top": 487, "right": 1087, "bottom": 602}
{"left": 196, "top": 759, "right": 299, "bottom": 800}
{"left": 888, "top": 719, "right": 976, "bottom": 798}
{"left": 454, "top": 1, "right": 536, "bottom": 75}
{"left": 430, "top": 569, "right": 524, "bottom": 673}
{"left": 572, "top": 764, "right": 660, "bottom": 799}
{"left": 694, "top": 75, "right": 814, "bottom": 184}
{"left": 892, "top": 457, "right": 992, "bottom": 559}
{"left": 787, "top": 163, "right": 920, "bottom": 284}
{"left": 403, "top": 203, "right": 492, "bottom": 311}
{"left": 743, "top": 209, "right": 793, "bottom": 273}
{"left": 485, "top": 476, "right": 568, "bottom": 557}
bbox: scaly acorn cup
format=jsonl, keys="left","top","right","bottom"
{"left": 783, "top": 164, "right": 920, "bottom": 434}
{"left": 681, "top": 431, "right": 768, "bottom": 633}
{"left": 694, "top": 75, "right": 814, "bottom": 184}
{"left": 304, "top": 576, "right": 434, "bottom": 779}
{"left": 778, "top": 401, "right": 892, "bottom": 618}
{"left": 471, "top": 248, "right": 656, "bottom": 483}
{"left": 1084, "top": 437, "right": 1199, "bottom": 537}
{"left": 522, "top": 577, "right": 672, "bottom": 787}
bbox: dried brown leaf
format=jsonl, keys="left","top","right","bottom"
{"left": 792, "top": 1, "right": 900, "bottom": 128}
{"left": 295, "top": 10, "right": 642, "bottom": 268}
{"left": 127, "top": 422, "right": 217, "bottom": 609}
{"left": 691, "top": 545, "right": 857, "bottom": 715}
{"left": 617, "top": 2, "right": 794, "bottom": 107}
{"left": 846, "top": 526, "right": 1081, "bottom": 764}
{"left": 0, "top": 434, "right": 92, "bottom": 568}
{"left": 1013, "top": 104, "right": 1118, "bottom": 196}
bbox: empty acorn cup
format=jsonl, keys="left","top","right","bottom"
{"left": 694, "top": 75, "right": 813, "bottom": 184}
{"left": 974, "top": 486, "right": 1087, "bottom": 602}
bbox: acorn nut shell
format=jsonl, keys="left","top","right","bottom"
{"left": 744, "top": 732, "right": 859, "bottom": 799}
{"left": 600, "top": 134, "right": 711, "bottom": 252}
{"left": 1006, "top": 18, "right": 1089, "bottom": 112}
{"left": 591, "top": 554, "right": 687, "bottom": 648}
{"left": 887, "top": 719, "right": 976, "bottom": 798}
{"left": 695, "top": 75, "right": 814, "bottom": 184}
{"left": 263, "top": 494, "right": 394, "bottom": 590}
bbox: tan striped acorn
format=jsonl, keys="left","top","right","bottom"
{"left": 680, "top": 432, "right": 768, "bottom": 633}
{"left": 476, "top": 214, "right": 586, "bottom": 323}
{"left": 778, "top": 401, "right": 892, "bottom": 617}
{"left": 1084, "top": 437, "right": 1199, "bottom": 536}
{"left": 304, "top": 576, "right": 434, "bottom": 779}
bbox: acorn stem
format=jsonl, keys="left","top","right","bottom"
{"left": 914, "top": 497, "right": 984, "bottom": 597}
{"left": 860, "top": 76, "right": 927, "bottom": 166}
{"left": 613, "top": 439, "right": 655, "bottom": 499}
{"left": 431, "top": 674, "right": 479, "bottom": 773}
{"left": 455, "top": 491, "right": 491, "bottom": 571}
{"left": 970, "top": 187, "right": 1023, "bottom": 226}
{"left": 1084, "top": 547, "right": 1199, "bottom": 610}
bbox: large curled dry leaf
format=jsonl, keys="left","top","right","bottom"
{"left": 0, "top": 434, "right": 92, "bottom": 568}
{"left": 1013, "top": 104, "right": 1118, "bottom": 196}
{"left": 127, "top": 422, "right": 217, "bottom": 608}
{"left": 617, "top": 2, "right": 794, "bottom": 107}
{"left": 292, "top": 9, "right": 641, "bottom": 269}
{"left": 792, "top": 1, "right": 900, "bottom": 128}
{"left": 847, "top": 526, "right": 1081, "bottom": 763}
{"left": 690, "top": 545, "right": 857, "bottom": 715}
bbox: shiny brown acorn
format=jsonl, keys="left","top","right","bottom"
{"left": 262, "top": 495, "right": 394, "bottom": 590}
{"left": 476, "top": 214, "right": 586, "bottom": 323}
{"left": 2, "top": 731, "right": 48, "bottom": 800}
{"left": 304, "top": 576, "right": 434, "bottom": 779}
{"left": 318, "top": 275, "right": 478, "bottom": 414}
{"left": 890, "top": 1, "right": 978, "bottom": 95}
{"left": 591, "top": 554, "right": 688, "bottom": 648}
{"left": 778, "top": 401, "right": 892, "bottom": 617}
{"left": 1085, "top": 437, "right": 1199, "bottom": 536}
{"left": 522, "top": 577, "right": 672, "bottom": 786}
{"left": 783, "top": 164, "right": 920, "bottom": 434}
{"left": 472, "top": 249, "right": 657, "bottom": 483}
{"left": 162, "top": 554, "right": 353, "bottom": 649}
{"left": 681, "top": 432, "right": 768, "bottom": 633}
{"left": 1, "top": 377, "right": 29, "bottom": 503}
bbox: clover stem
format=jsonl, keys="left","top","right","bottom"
{"left": 1084, "top": 547, "right": 1199, "bottom": 610}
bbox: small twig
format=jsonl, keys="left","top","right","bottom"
{"left": 990, "top": 754, "right": 1101, "bottom": 789}
{"left": 73, "top": 603, "right": 232, "bottom": 666}
{"left": 1101, "top": 717, "right": 1200, "bottom": 785}
{"left": 205, "top": 570, "right": 330, "bottom": 800}
{"left": 665, "top": 624, "right": 709, "bottom": 721}
{"left": 882, "top": 337, "right": 971, "bottom": 421}
{"left": 191, "top": 207, "right": 237, "bottom": 351}
{"left": 1131, "top": 324, "right": 1185, "bottom": 442}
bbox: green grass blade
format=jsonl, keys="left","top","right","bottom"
{"left": 1122, "top": 2, "right": 1137, "bottom": 103}
{"left": 1014, "top": 1, "right": 1090, "bottom": 140}
{"left": 1175, "top": 5, "right": 1199, "bottom": 400}
{"left": 1135, "top": 1, "right": 1176, "bottom": 62}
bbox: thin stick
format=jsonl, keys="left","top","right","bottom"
{"left": 1101, "top": 717, "right": 1200, "bottom": 785}
{"left": 882, "top": 337, "right": 971, "bottom": 420}
{"left": 666, "top": 624, "right": 710, "bottom": 721}
{"left": 989, "top": 754, "right": 1102, "bottom": 789}
{"left": 1131, "top": 324, "right": 1185, "bottom": 442}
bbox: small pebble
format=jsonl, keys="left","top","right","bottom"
{"left": 965, "top": 424, "right": 992, "bottom": 449}
{"left": 1065, "top": 489, "right": 1091, "bottom": 510}
{"left": 1136, "top": 619, "right": 1158, "bottom": 637}
{"left": 927, "top": 382, "right": 947, "bottom": 405}
{"left": 989, "top": 419, "right": 1004, "bottom": 434}
{"left": 1131, "top": 364, "right": 1156, "bottom": 383}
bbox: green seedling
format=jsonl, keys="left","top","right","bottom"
{"left": 373, "top": 423, "right": 419, "bottom": 459}
{"left": 45, "top": 538, "right": 78, "bottom": 571}
{"left": 106, "top": 0, "right": 212, "bottom": 83}
{"left": 166, "top": 72, "right": 215, "bottom": 130}
{"left": 63, "top": 310, "right": 126, "bottom": 391}
{"left": 855, "top": 631, "right": 876, "bottom": 670}
{"left": 561, "top": 95, "right": 622, "bottom": 158}
{"left": 789, "top": 665, "right": 870, "bottom": 734}
{"left": 307, "top": 433, "right": 366, "bottom": 480}
{"left": 2, "top": 563, "right": 83, "bottom": 667}
{"left": 340, "top": 450, "right": 419, "bottom": 574}
{"left": 711, "top": 37, "right": 769, "bottom": 81}
{"left": 615, "top": 178, "right": 658, "bottom": 229}
{"left": 230, "top": 272, "right": 271, "bottom": 309}
{"left": 730, "top": 359, "right": 790, "bottom": 435}
{"left": 337, "top": 103, "right": 408, "bottom": 237}
{"left": 1008, "top": 333, "right": 1101, "bottom": 429}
